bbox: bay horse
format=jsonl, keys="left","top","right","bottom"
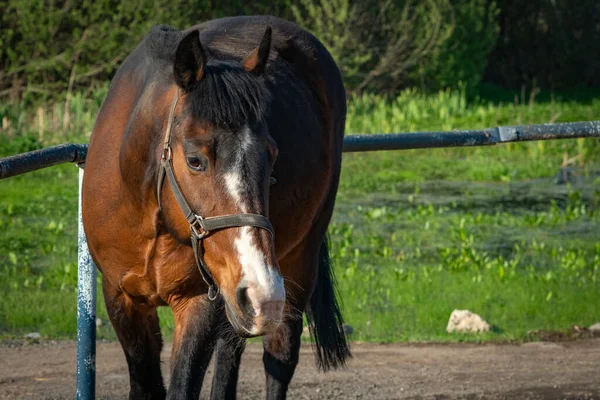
{"left": 82, "top": 16, "right": 350, "bottom": 399}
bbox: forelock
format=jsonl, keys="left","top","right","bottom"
{"left": 185, "top": 60, "right": 270, "bottom": 130}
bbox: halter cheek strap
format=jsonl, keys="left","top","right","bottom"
{"left": 157, "top": 88, "right": 274, "bottom": 300}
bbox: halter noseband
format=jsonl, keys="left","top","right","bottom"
{"left": 156, "top": 88, "right": 274, "bottom": 301}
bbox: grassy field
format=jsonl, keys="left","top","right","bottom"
{"left": 1, "top": 87, "right": 599, "bottom": 342}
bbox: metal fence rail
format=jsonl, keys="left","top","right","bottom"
{"left": 342, "top": 120, "right": 600, "bottom": 152}
{"left": 0, "top": 143, "right": 88, "bottom": 179}
{"left": 1, "top": 119, "right": 600, "bottom": 399}
{"left": 2, "top": 121, "right": 600, "bottom": 179}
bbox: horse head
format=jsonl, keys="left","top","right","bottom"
{"left": 159, "top": 27, "right": 285, "bottom": 337}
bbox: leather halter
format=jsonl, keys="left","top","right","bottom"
{"left": 157, "top": 88, "right": 274, "bottom": 300}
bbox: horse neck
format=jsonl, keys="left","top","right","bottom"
{"left": 118, "top": 82, "right": 173, "bottom": 211}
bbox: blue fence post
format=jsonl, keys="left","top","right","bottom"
{"left": 76, "top": 164, "right": 97, "bottom": 399}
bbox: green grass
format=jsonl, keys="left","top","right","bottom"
{"left": 1, "top": 86, "right": 599, "bottom": 342}
{"left": 331, "top": 186, "right": 600, "bottom": 341}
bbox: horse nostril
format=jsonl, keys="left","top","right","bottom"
{"left": 236, "top": 285, "right": 254, "bottom": 316}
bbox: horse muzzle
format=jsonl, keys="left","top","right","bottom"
{"left": 225, "top": 278, "right": 285, "bottom": 337}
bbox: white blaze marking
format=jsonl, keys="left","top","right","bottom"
{"left": 224, "top": 171, "right": 245, "bottom": 212}
{"left": 235, "top": 226, "right": 279, "bottom": 294}
{"left": 223, "top": 126, "right": 284, "bottom": 303}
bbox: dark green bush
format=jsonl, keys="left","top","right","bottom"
{"left": 293, "top": 0, "right": 458, "bottom": 93}
{"left": 0, "top": 0, "right": 291, "bottom": 104}
{"left": 1, "top": 0, "right": 599, "bottom": 101}
{"left": 291, "top": 0, "right": 500, "bottom": 94}
{"left": 0, "top": 135, "right": 43, "bottom": 156}
{"left": 416, "top": 0, "right": 500, "bottom": 94}
{"left": 484, "top": 0, "right": 600, "bottom": 90}
{"left": 1, "top": 0, "right": 169, "bottom": 102}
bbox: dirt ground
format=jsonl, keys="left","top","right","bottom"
{"left": 0, "top": 339, "right": 599, "bottom": 399}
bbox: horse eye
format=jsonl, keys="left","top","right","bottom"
{"left": 186, "top": 156, "right": 206, "bottom": 171}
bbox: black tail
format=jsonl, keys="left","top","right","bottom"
{"left": 306, "top": 237, "right": 351, "bottom": 371}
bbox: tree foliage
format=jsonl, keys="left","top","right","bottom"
{"left": 417, "top": 0, "right": 499, "bottom": 94}
{"left": 1, "top": 0, "right": 597, "bottom": 103}
{"left": 484, "top": 0, "right": 600, "bottom": 90}
{"left": 0, "top": 0, "right": 291, "bottom": 102}
{"left": 293, "top": 0, "right": 456, "bottom": 93}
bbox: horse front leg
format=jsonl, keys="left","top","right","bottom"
{"left": 262, "top": 313, "right": 304, "bottom": 400}
{"left": 209, "top": 328, "right": 246, "bottom": 400}
{"left": 102, "top": 276, "right": 166, "bottom": 400}
{"left": 168, "top": 295, "right": 219, "bottom": 400}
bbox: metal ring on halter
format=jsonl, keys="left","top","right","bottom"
{"left": 207, "top": 285, "right": 219, "bottom": 301}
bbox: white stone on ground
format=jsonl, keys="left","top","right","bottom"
{"left": 446, "top": 309, "right": 491, "bottom": 333}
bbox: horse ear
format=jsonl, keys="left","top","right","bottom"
{"left": 242, "top": 26, "right": 272, "bottom": 75}
{"left": 174, "top": 30, "right": 206, "bottom": 89}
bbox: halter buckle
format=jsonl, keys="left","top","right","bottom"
{"left": 190, "top": 216, "right": 209, "bottom": 240}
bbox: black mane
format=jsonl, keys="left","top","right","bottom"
{"left": 146, "top": 25, "right": 269, "bottom": 129}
